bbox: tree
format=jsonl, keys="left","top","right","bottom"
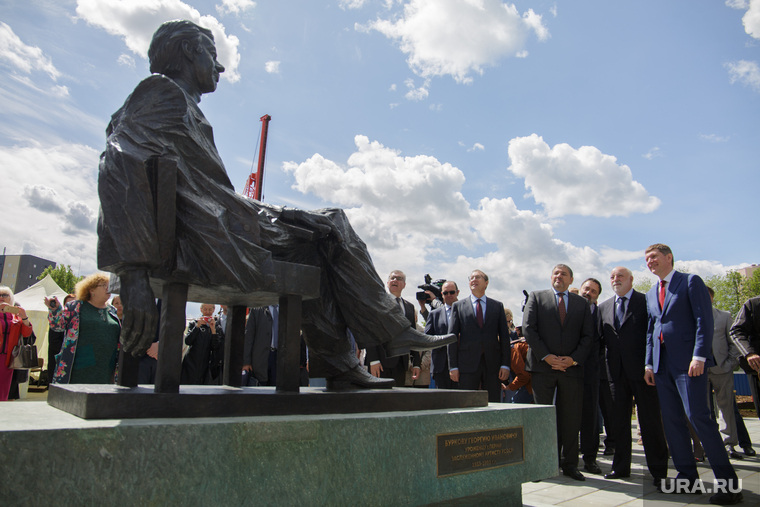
{"left": 633, "top": 279, "right": 654, "bottom": 294}
{"left": 705, "top": 269, "right": 760, "bottom": 318}
{"left": 37, "top": 264, "right": 83, "bottom": 294}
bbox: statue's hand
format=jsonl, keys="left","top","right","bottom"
{"left": 119, "top": 269, "right": 158, "bottom": 357}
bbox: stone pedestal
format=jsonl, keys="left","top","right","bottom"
{"left": 1, "top": 401, "right": 557, "bottom": 506}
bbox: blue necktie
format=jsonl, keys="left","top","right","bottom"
{"left": 614, "top": 296, "right": 626, "bottom": 331}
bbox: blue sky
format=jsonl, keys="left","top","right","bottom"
{"left": 1, "top": 0, "right": 758, "bottom": 321}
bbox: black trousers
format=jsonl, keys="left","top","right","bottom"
{"left": 532, "top": 370, "right": 584, "bottom": 469}
{"left": 458, "top": 355, "right": 501, "bottom": 403}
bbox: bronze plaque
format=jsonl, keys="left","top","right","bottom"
{"left": 436, "top": 427, "right": 524, "bottom": 477}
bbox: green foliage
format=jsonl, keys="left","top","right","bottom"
{"left": 37, "top": 264, "right": 83, "bottom": 294}
{"left": 633, "top": 279, "right": 654, "bottom": 294}
{"left": 705, "top": 269, "right": 760, "bottom": 318}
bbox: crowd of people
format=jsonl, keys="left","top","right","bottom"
{"left": 3, "top": 239, "right": 760, "bottom": 505}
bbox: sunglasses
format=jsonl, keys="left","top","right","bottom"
{"left": 442, "top": 290, "right": 457, "bottom": 296}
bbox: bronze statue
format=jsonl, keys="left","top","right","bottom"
{"left": 97, "top": 20, "right": 454, "bottom": 388}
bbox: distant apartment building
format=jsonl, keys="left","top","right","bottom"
{"left": 737, "top": 264, "right": 759, "bottom": 280}
{"left": 0, "top": 254, "right": 56, "bottom": 292}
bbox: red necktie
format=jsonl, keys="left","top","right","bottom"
{"left": 558, "top": 292, "right": 567, "bottom": 324}
{"left": 658, "top": 280, "right": 666, "bottom": 342}
{"left": 476, "top": 298, "right": 484, "bottom": 328}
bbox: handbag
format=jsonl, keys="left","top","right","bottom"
{"left": 11, "top": 335, "right": 38, "bottom": 369}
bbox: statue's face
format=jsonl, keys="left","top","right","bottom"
{"left": 191, "top": 34, "right": 225, "bottom": 95}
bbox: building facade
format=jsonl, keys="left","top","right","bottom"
{"left": 0, "top": 254, "right": 56, "bottom": 292}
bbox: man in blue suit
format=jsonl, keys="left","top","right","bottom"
{"left": 447, "top": 270, "right": 510, "bottom": 402}
{"left": 643, "top": 244, "right": 741, "bottom": 505}
{"left": 425, "top": 280, "right": 460, "bottom": 389}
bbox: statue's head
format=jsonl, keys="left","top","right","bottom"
{"left": 148, "top": 20, "right": 224, "bottom": 98}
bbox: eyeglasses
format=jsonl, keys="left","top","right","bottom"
{"left": 442, "top": 290, "right": 457, "bottom": 296}
{"left": 0, "top": 293, "right": 11, "bottom": 298}
{"left": 388, "top": 276, "right": 405, "bottom": 282}
{"left": 469, "top": 275, "right": 484, "bottom": 280}
{"left": 95, "top": 283, "right": 109, "bottom": 289}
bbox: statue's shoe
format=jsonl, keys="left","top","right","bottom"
{"left": 385, "top": 328, "right": 457, "bottom": 357}
{"left": 325, "top": 365, "right": 395, "bottom": 390}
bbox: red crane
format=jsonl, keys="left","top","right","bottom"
{"left": 243, "top": 114, "right": 271, "bottom": 200}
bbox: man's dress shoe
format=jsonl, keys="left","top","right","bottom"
{"left": 743, "top": 446, "right": 756, "bottom": 457}
{"left": 562, "top": 468, "right": 585, "bottom": 481}
{"left": 385, "top": 328, "right": 457, "bottom": 357}
{"left": 727, "top": 445, "right": 744, "bottom": 460}
{"left": 604, "top": 471, "right": 630, "bottom": 480}
{"left": 709, "top": 491, "right": 743, "bottom": 505}
{"left": 583, "top": 461, "right": 602, "bottom": 474}
{"left": 326, "top": 365, "right": 394, "bottom": 390}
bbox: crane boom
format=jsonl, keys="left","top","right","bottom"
{"left": 243, "top": 114, "right": 271, "bottom": 200}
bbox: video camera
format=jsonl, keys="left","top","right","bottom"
{"left": 416, "top": 274, "right": 445, "bottom": 305}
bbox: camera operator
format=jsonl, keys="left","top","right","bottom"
{"left": 416, "top": 275, "right": 444, "bottom": 321}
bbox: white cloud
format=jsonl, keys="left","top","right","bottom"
{"left": 467, "top": 142, "right": 485, "bottom": 152}
{"left": 23, "top": 185, "right": 65, "bottom": 213}
{"left": 404, "top": 77, "right": 429, "bottom": 100}
{"left": 364, "top": 0, "right": 549, "bottom": 83}
{"left": 339, "top": 0, "right": 368, "bottom": 9}
{"left": 264, "top": 60, "right": 280, "bottom": 73}
{"left": 216, "top": 0, "right": 256, "bottom": 16}
{"left": 700, "top": 133, "right": 730, "bottom": 143}
{"left": 727, "top": 0, "right": 760, "bottom": 38}
{"left": 75, "top": 0, "right": 243, "bottom": 82}
{"left": 389, "top": 83, "right": 397, "bottom": 91}
{"left": 0, "top": 142, "right": 101, "bottom": 275}
{"left": 642, "top": 146, "right": 661, "bottom": 160}
{"left": 282, "top": 135, "right": 616, "bottom": 315}
{"left": 0, "top": 22, "right": 61, "bottom": 80}
{"left": 117, "top": 54, "right": 136, "bottom": 68}
{"left": 726, "top": 60, "right": 760, "bottom": 91}
{"left": 507, "top": 134, "right": 661, "bottom": 217}
{"left": 50, "top": 85, "right": 70, "bottom": 97}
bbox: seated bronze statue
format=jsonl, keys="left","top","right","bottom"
{"left": 97, "top": 19, "right": 454, "bottom": 389}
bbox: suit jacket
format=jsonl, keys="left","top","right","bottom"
{"left": 447, "top": 296, "right": 510, "bottom": 374}
{"left": 523, "top": 289, "right": 593, "bottom": 379}
{"left": 731, "top": 296, "right": 760, "bottom": 359}
{"left": 645, "top": 271, "right": 715, "bottom": 372}
{"left": 366, "top": 297, "right": 419, "bottom": 369}
{"left": 599, "top": 290, "right": 648, "bottom": 383}
{"left": 425, "top": 304, "right": 452, "bottom": 374}
{"left": 243, "top": 306, "right": 274, "bottom": 384}
{"left": 710, "top": 307, "right": 738, "bottom": 374}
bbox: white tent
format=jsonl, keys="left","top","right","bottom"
{"left": 13, "top": 274, "right": 68, "bottom": 369}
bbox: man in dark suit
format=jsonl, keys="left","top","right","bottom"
{"left": 366, "top": 270, "right": 420, "bottom": 387}
{"left": 242, "top": 306, "right": 275, "bottom": 386}
{"left": 447, "top": 269, "right": 510, "bottom": 402}
{"left": 425, "top": 280, "right": 460, "bottom": 389}
{"left": 731, "top": 295, "right": 760, "bottom": 420}
{"left": 644, "top": 244, "right": 741, "bottom": 504}
{"left": 599, "top": 267, "right": 668, "bottom": 485}
{"left": 523, "top": 263, "right": 593, "bottom": 481}
{"left": 578, "top": 277, "right": 603, "bottom": 475}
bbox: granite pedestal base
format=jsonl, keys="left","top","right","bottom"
{"left": 1, "top": 401, "right": 557, "bottom": 506}
{"left": 47, "top": 384, "right": 487, "bottom": 419}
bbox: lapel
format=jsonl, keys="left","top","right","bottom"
{"left": 462, "top": 296, "right": 476, "bottom": 324}
{"left": 663, "top": 272, "right": 683, "bottom": 314}
{"left": 648, "top": 284, "right": 661, "bottom": 318}
{"left": 547, "top": 290, "right": 563, "bottom": 326}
